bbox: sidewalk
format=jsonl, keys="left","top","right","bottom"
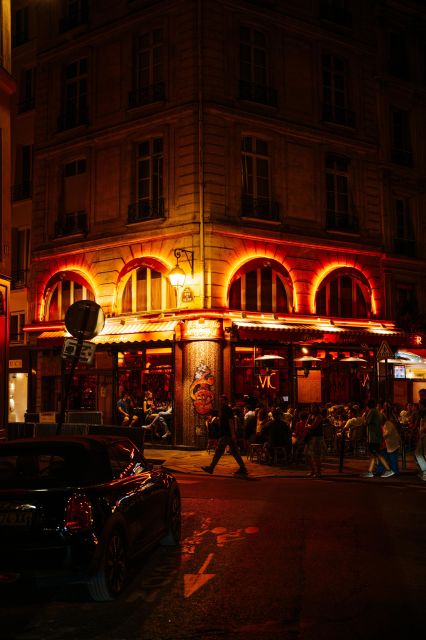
{"left": 144, "top": 444, "right": 418, "bottom": 479}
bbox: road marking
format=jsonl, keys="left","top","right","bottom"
{"left": 184, "top": 552, "right": 215, "bottom": 598}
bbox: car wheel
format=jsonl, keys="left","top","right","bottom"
{"left": 161, "top": 487, "right": 181, "bottom": 546}
{"left": 88, "top": 529, "right": 127, "bottom": 601}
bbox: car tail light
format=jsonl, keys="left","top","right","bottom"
{"left": 65, "top": 494, "right": 94, "bottom": 531}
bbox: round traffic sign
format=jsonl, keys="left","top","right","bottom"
{"left": 64, "top": 300, "right": 105, "bottom": 340}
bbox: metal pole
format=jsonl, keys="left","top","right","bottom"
{"left": 56, "top": 337, "right": 84, "bottom": 435}
{"left": 338, "top": 428, "right": 346, "bottom": 473}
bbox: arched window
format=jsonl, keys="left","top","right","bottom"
{"left": 121, "top": 265, "right": 173, "bottom": 313}
{"left": 229, "top": 261, "right": 291, "bottom": 313}
{"left": 315, "top": 269, "right": 371, "bottom": 318}
{"left": 45, "top": 273, "right": 95, "bottom": 321}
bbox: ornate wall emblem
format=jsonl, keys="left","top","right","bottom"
{"left": 190, "top": 361, "right": 216, "bottom": 415}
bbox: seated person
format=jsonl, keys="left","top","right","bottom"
{"left": 117, "top": 392, "right": 138, "bottom": 427}
{"left": 144, "top": 404, "right": 172, "bottom": 439}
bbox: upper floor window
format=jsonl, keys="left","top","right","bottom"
{"left": 241, "top": 136, "right": 278, "bottom": 221}
{"left": 325, "top": 154, "right": 357, "bottom": 232}
{"left": 44, "top": 274, "right": 95, "bottom": 321}
{"left": 239, "top": 26, "right": 277, "bottom": 106}
{"left": 11, "top": 144, "right": 32, "bottom": 201}
{"left": 121, "top": 264, "right": 173, "bottom": 313}
{"left": 229, "top": 261, "right": 291, "bottom": 313}
{"left": 58, "top": 58, "right": 89, "bottom": 131}
{"left": 129, "top": 29, "right": 165, "bottom": 108}
{"left": 322, "top": 54, "right": 355, "bottom": 127}
{"left": 393, "top": 197, "right": 415, "bottom": 257}
{"left": 388, "top": 31, "right": 409, "bottom": 81}
{"left": 54, "top": 158, "right": 88, "bottom": 238}
{"left": 391, "top": 108, "right": 412, "bottom": 167}
{"left": 18, "top": 67, "right": 36, "bottom": 113}
{"left": 128, "top": 138, "right": 164, "bottom": 223}
{"left": 11, "top": 228, "right": 30, "bottom": 290}
{"left": 60, "top": 0, "right": 89, "bottom": 32}
{"left": 395, "top": 284, "right": 418, "bottom": 329}
{"left": 10, "top": 312, "right": 26, "bottom": 343}
{"left": 12, "top": 6, "right": 29, "bottom": 48}
{"left": 319, "top": 0, "right": 352, "bottom": 28}
{"left": 315, "top": 270, "right": 371, "bottom": 318}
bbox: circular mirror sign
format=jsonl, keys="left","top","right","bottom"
{"left": 64, "top": 300, "right": 105, "bottom": 340}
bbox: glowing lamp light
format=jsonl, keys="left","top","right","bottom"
{"left": 168, "top": 264, "right": 186, "bottom": 289}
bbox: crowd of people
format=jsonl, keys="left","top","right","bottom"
{"left": 203, "top": 393, "right": 426, "bottom": 480}
{"left": 116, "top": 390, "right": 172, "bottom": 440}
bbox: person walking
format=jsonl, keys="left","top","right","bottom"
{"left": 414, "top": 399, "right": 426, "bottom": 481}
{"left": 361, "top": 399, "right": 394, "bottom": 478}
{"left": 304, "top": 404, "right": 325, "bottom": 478}
{"left": 201, "top": 395, "right": 248, "bottom": 476}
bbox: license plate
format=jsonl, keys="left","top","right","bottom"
{"left": 0, "top": 511, "right": 33, "bottom": 526}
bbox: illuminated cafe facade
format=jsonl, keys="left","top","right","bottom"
{"left": 23, "top": 235, "right": 426, "bottom": 448}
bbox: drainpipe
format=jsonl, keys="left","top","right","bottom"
{"left": 197, "top": 0, "right": 205, "bottom": 309}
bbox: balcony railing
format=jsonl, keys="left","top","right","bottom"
{"left": 128, "top": 82, "right": 166, "bottom": 109}
{"left": 12, "top": 31, "right": 29, "bottom": 48}
{"left": 241, "top": 195, "right": 280, "bottom": 222}
{"left": 57, "top": 108, "right": 90, "bottom": 132}
{"left": 326, "top": 211, "right": 359, "bottom": 233}
{"left": 394, "top": 237, "right": 416, "bottom": 257}
{"left": 11, "top": 181, "right": 32, "bottom": 201}
{"left": 391, "top": 148, "right": 413, "bottom": 167}
{"left": 18, "top": 97, "right": 35, "bottom": 113}
{"left": 319, "top": 1, "right": 352, "bottom": 27}
{"left": 322, "top": 103, "right": 355, "bottom": 128}
{"left": 11, "top": 269, "right": 29, "bottom": 290}
{"left": 128, "top": 198, "right": 165, "bottom": 223}
{"left": 54, "top": 211, "right": 88, "bottom": 238}
{"left": 59, "top": 6, "right": 89, "bottom": 32}
{"left": 238, "top": 81, "right": 278, "bottom": 107}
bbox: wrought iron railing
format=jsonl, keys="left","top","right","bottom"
{"left": 11, "top": 269, "right": 29, "bottom": 290}
{"left": 241, "top": 195, "right": 280, "bottom": 221}
{"left": 59, "top": 6, "right": 89, "bottom": 32}
{"left": 18, "top": 97, "right": 35, "bottom": 113}
{"left": 128, "top": 82, "right": 166, "bottom": 108}
{"left": 11, "top": 181, "right": 32, "bottom": 201}
{"left": 393, "top": 237, "right": 416, "bottom": 257}
{"left": 239, "top": 80, "right": 278, "bottom": 107}
{"left": 326, "top": 211, "right": 359, "bottom": 233}
{"left": 54, "top": 211, "right": 88, "bottom": 238}
{"left": 322, "top": 103, "right": 355, "bottom": 128}
{"left": 127, "top": 198, "right": 165, "bottom": 223}
{"left": 57, "top": 107, "right": 89, "bottom": 132}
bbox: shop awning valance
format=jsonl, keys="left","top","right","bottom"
{"left": 233, "top": 320, "right": 407, "bottom": 345}
{"left": 37, "top": 320, "right": 177, "bottom": 344}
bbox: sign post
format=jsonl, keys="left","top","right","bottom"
{"left": 57, "top": 301, "right": 105, "bottom": 435}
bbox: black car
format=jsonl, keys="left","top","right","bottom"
{"left": 0, "top": 435, "right": 181, "bottom": 601}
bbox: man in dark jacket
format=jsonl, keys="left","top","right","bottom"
{"left": 264, "top": 408, "right": 291, "bottom": 463}
{"left": 201, "top": 395, "right": 248, "bottom": 476}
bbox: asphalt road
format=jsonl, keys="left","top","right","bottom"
{"left": 1, "top": 472, "right": 425, "bottom": 640}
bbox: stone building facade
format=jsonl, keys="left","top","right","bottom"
{"left": 9, "top": 0, "right": 426, "bottom": 443}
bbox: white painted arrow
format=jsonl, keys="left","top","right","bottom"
{"left": 184, "top": 552, "right": 215, "bottom": 598}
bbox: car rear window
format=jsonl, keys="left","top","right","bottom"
{"left": 0, "top": 445, "right": 95, "bottom": 488}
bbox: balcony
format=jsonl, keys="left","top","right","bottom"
{"left": 57, "top": 108, "right": 89, "bottom": 132}
{"left": 18, "top": 97, "right": 35, "bottom": 113}
{"left": 391, "top": 148, "right": 413, "bottom": 167}
{"left": 54, "top": 211, "right": 88, "bottom": 238}
{"left": 11, "top": 181, "right": 32, "bottom": 202}
{"left": 128, "top": 198, "right": 165, "bottom": 223}
{"left": 59, "top": 6, "right": 89, "bottom": 32}
{"left": 393, "top": 237, "right": 416, "bottom": 257}
{"left": 11, "top": 269, "right": 29, "bottom": 290}
{"left": 326, "top": 211, "right": 359, "bottom": 233}
{"left": 238, "top": 81, "right": 278, "bottom": 107}
{"left": 322, "top": 103, "right": 355, "bottom": 128}
{"left": 128, "top": 82, "right": 166, "bottom": 109}
{"left": 241, "top": 195, "right": 280, "bottom": 222}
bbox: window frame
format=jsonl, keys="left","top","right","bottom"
{"left": 120, "top": 264, "right": 173, "bottom": 314}
{"left": 44, "top": 274, "right": 95, "bottom": 321}
{"left": 229, "top": 262, "right": 292, "bottom": 314}
{"left": 315, "top": 269, "right": 371, "bottom": 319}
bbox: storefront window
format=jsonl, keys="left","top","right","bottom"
{"left": 44, "top": 274, "right": 95, "bottom": 321}
{"left": 121, "top": 266, "right": 173, "bottom": 313}
{"left": 233, "top": 346, "right": 289, "bottom": 407}
{"left": 117, "top": 347, "right": 173, "bottom": 413}
{"left": 315, "top": 269, "right": 371, "bottom": 318}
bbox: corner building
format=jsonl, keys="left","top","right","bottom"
{"left": 20, "top": 0, "right": 426, "bottom": 445}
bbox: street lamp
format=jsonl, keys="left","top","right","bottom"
{"left": 168, "top": 248, "right": 194, "bottom": 303}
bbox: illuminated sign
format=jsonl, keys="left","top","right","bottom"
{"left": 9, "top": 360, "right": 23, "bottom": 369}
{"left": 182, "top": 319, "right": 223, "bottom": 340}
